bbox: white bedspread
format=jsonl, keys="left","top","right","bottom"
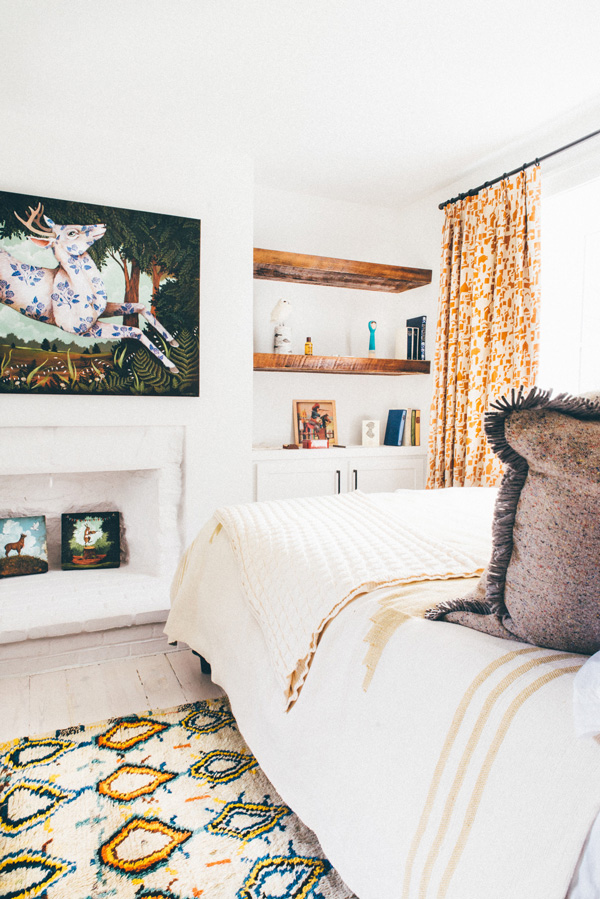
{"left": 166, "top": 488, "right": 600, "bottom": 899}
{"left": 211, "top": 490, "right": 486, "bottom": 707}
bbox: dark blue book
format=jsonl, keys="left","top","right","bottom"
{"left": 384, "top": 409, "right": 407, "bottom": 446}
{"left": 406, "top": 315, "right": 427, "bottom": 360}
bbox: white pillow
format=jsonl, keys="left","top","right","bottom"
{"left": 573, "top": 650, "right": 600, "bottom": 737}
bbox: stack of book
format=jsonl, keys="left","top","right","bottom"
{"left": 383, "top": 409, "right": 421, "bottom": 446}
{"left": 396, "top": 315, "right": 426, "bottom": 361}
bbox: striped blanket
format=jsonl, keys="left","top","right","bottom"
{"left": 168, "top": 491, "right": 600, "bottom": 898}
{"left": 397, "top": 638, "right": 589, "bottom": 898}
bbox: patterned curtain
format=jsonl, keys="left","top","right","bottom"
{"left": 427, "top": 165, "right": 541, "bottom": 488}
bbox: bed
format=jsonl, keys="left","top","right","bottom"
{"left": 165, "top": 485, "right": 600, "bottom": 899}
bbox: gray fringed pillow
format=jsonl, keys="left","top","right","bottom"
{"left": 426, "top": 387, "right": 600, "bottom": 654}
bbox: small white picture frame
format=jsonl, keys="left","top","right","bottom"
{"left": 362, "top": 419, "right": 380, "bottom": 446}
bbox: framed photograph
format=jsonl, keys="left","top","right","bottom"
{"left": 0, "top": 188, "right": 200, "bottom": 396}
{"left": 293, "top": 400, "right": 338, "bottom": 447}
{"left": 0, "top": 515, "right": 48, "bottom": 579}
{"left": 61, "top": 512, "right": 121, "bottom": 571}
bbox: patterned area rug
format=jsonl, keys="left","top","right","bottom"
{"left": 0, "top": 698, "right": 356, "bottom": 898}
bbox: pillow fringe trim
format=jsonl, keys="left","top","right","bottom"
{"left": 485, "top": 386, "right": 600, "bottom": 607}
{"left": 425, "top": 597, "right": 493, "bottom": 620}
{"left": 426, "top": 386, "right": 600, "bottom": 623}
{"left": 485, "top": 385, "right": 600, "bottom": 468}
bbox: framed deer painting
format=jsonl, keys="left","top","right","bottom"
{"left": 0, "top": 189, "right": 200, "bottom": 396}
{"left": 0, "top": 515, "right": 48, "bottom": 579}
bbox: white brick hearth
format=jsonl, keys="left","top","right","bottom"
{"left": 0, "top": 426, "right": 185, "bottom": 675}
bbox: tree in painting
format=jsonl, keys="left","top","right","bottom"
{"left": 0, "top": 190, "right": 200, "bottom": 396}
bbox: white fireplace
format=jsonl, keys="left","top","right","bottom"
{"left": 0, "top": 425, "right": 184, "bottom": 675}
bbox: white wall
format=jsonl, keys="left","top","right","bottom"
{"left": 0, "top": 107, "right": 254, "bottom": 544}
{"left": 251, "top": 108, "right": 600, "bottom": 455}
{"left": 253, "top": 186, "right": 442, "bottom": 448}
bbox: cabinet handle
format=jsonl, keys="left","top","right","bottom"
{"left": 353, "top": 469, "right": 358, "bottom": 490}
{"left": 336, "top": 469, "right": 341, "bottom": 493}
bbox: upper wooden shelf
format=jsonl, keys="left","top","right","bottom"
{"left": 254, "top": 353, "right": 430, "bottom": 376}
{"left": 253, "top": 249, "right": 432, "bottom": 293}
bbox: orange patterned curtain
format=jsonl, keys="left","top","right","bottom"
{"left": 427, "top": 165, "right": 541, "bottom": 488}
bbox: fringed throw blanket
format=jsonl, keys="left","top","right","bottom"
{"left": 215, "top": 490, "right": 486, "bottom": 707}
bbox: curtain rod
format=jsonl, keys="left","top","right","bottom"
{"left": 438, "top": 126, "right": 600, "bottom": 210}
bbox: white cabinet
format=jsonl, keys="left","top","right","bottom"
{"left": 255, "top": 456, "right": 342, "bottom": 501}
{"left": 348, "top": 455, "right": 425, "bottom": 493}
{"left": 254, "top": 447, "right": 426, "bottom": 502}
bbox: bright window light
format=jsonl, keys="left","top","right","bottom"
{"left": 539, "top": 177, "right": 600, "bottom": 396}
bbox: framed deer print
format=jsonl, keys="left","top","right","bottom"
{"left": 0, "top": 515, "right": 48, "bottom": 579}
{"left": 0, "top": 189, "right": 200, "bottom": 396}
{"left": 61, "top": 512, "right": 121, "bottom": 570}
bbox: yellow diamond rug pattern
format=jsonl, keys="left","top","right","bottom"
{"left": 0, "top": 697, "right": 356, "bottom": 898}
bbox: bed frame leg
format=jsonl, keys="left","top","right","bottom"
{"left": 192, "top": 650, "right": 212, "bottom": 676}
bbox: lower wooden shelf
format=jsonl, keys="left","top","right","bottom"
{"left": 253, "top": 353, "right": 430, "bottom": 375}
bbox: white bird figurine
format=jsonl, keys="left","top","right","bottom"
{"left": 270, "top": 298, "right": 292, "bottom": 324}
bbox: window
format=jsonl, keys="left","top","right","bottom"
{"left": 538, "top": 176, "right": 600, "bottom": 395}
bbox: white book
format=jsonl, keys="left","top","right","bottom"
{"left": 402, "top": 408, "right": 412, "bottom": 445}
{"left": 395, "top": 327, "right": 408, "bottom": 360}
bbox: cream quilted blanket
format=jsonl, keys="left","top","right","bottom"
{"left": 214, "top": 490, "right": 485, "bottom": 707}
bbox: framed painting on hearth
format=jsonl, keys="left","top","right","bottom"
{"left": 61, "top": 512, "right": 121, "bottom": 571}
{"left": 0, "top": 515, "right": 48, "bottom": 579}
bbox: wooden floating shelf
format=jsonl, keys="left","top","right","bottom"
{"left": 253, "top": 353, "right": 430, "bottom": 376}
{"left": 254, "top": 249, "right": 432, "bottom": 293}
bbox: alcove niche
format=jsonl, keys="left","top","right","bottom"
{"left": 0, "top": 425, "right": 184, "bottom": 675}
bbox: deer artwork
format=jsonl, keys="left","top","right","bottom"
{"left": 0, "top": 203, "right": 179, "bottom": 371}
{"left": 5, "top": 533, "right": 26, "bottom": 557}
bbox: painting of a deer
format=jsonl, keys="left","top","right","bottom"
{"left": 5, "top": 533, "right": 26, "bottom": 557}
{"left": 0, "top": 204, "right": 179, "bottom": 371}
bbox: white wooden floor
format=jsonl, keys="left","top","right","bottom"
{"left": 0, "top": 650, "right": 223, "bottom": 743}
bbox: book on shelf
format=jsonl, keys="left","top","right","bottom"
{"left": 410, "top": 409, "right": 421, "bottom": 446}
{"left": 384, "top": 409, "right": 407, "bottom": 446}
{"left": 406, "top": 315, "right": 427, "bottom": 360}
{"left": 395, "top": 329, "right": 407, "bottom": 360}
{"left": 402, "top": 409, "right": 412, "bottom": 446}
{"left": 406, "top": 326, "right": 419, "bottom": 360}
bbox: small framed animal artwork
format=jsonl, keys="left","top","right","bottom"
{"left": 0, "top": 515, "right": 48, "bottom": 579}
{"left": 0, "top": 189, "right": 200, "bottom": 396}
{"left": 61, "top": 512, "right": 121, "bottom": 571}
{"left": 293, "top": 400, "right": 338, "bottom": 447}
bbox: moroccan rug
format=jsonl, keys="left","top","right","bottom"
{"left": 0, "top": 698, "right": 356, "bottom": 899}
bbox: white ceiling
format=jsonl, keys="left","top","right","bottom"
{"left": 5, "top": 0, "right": 600, "bottom": 209}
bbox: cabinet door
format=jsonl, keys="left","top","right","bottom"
{"left": 349, "top": 455, "right": 426, "bottom": 493}
{"left": 256, "top": 459, "right": 343, "bottom": 502}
